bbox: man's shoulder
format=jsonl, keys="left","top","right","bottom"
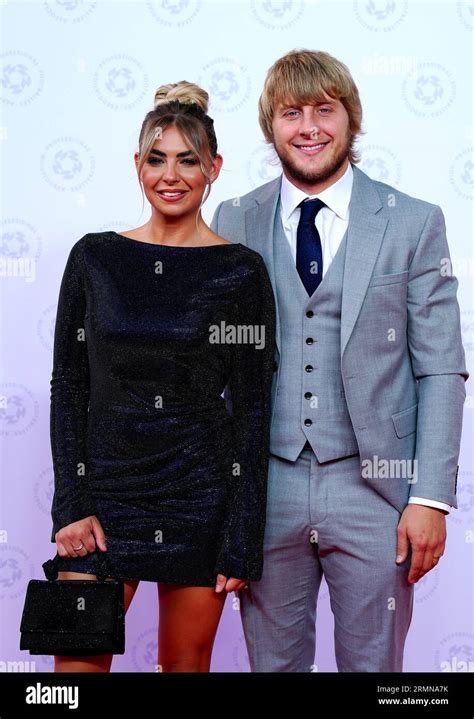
{"left": 217, "top": 175, "right": 281, "bottom": 213}
{"left": 356, "top": 165, "right": 441, "bottom": 218}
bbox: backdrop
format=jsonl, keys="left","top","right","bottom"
{"left": 1, "top": 0, "right": 472, "bottom": 673}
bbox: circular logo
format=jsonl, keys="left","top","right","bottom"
{"left": 37, "top": 305, "right": 57, "bottom": 353}
{"left": 449, "top": 147, "right": 474, "bottom": 200}
{"left": 33, "top": 467, "right": 55, "bottom": 517}
{"left": 131, "top": 626, "right": 159, "bottom": 672}
{"left": 0, "top": 383, "right": 39, "bottom": 437}
{"left": 40, "top": 137, "right": 94, "bottom": 192}
{"left": 359, "top": 145, "right": 401, "bottom": 186}
{"left": 448, "top": 472, "right": 473, "bottom": 527}
{"left": 147, "top": 0, "right": 202, "bottom": 27}
{"left": 0, "top": 220, "right": 42, "bottom": 264}
{"left": 250, "top": 0, "right": 305, "bottom": 29}
{"left": 0, "top": 544, "right": 34, "bottom": 601}
{"left": 246, "top": 143, "right": 282, "bottom": 189}
{"left": 93, "top": 55, "right": 148, "bottom": 111}
{"left": 354, "top": 0, "right": 408, "bottom": 31}
{"left": 0, "top": 51, "right": 44, "bottom": 107}
{"left": 457, "top": 0, "right": 474, "bottom": 31}
{"left": 434, "top": 632, "right": 474, "bottom": 672}
{"left": 414, "top": 565, "right": 440, "bottom": 604}
{"left": 199, "top": 57, "right": 251, "bottom": 113}
{"left": 44, "top": 1, "right": 98, "bottom": 23}
{"left": 402, "top": 63, "right": 455, "bottom": 117}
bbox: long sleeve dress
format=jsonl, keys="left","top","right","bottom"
{"left": 49, "top": 232, "right": 276, "bottom": 586}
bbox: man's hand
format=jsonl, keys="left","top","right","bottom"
{"left": 396, "top": 504, "right": 447, "bottom": 584}
{"left": 215, "top": 574, "right": 249, "bottom": 593}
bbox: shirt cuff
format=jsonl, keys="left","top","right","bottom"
{"left": 408, "top": 496, "right": 451, "bottom": 514}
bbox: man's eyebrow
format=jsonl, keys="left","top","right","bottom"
{"left": 149, "top": 149, "right": 195, "bottom": 157}
{"left": 277, "top": 99, "right": 336, "bottom": 110}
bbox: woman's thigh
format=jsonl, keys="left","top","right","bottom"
{"left": 56, "top": 571, "right": 139, "bottom": 613}
{"left": 157, "top": 583, "right": 227, "bottom": 653}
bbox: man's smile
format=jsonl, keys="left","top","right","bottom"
{"left": 292, "top": 141, "right": 329, "bottom": 156}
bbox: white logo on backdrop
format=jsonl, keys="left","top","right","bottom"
{"left": 33, "top": 467, "right": 55, "bottom": 518}
{"left": 0, "top": 383, "right": 39, "bottom": 437}
{"left": 131, "top": 626, "right": 159, "bottom": 673}
{"left": 40, "top": 137, "right": 95, "bottom": 191}
{"left": 93, "top": 55, "right": 148, "bottom": 110}
{"left": 147, "top": 0, "right": 202, "bottom": 26}
{"left": 354, "top": 0, "right": 408, "bottom": 31}
{"left": 247, "top": 143, "right": 282, "bottom": 189}
{"left": 44, "top": 1, "right": 98, "bottom": 23}
{"left": 359, "top": 145, "right": 401, "bottom": 186}
{"left": 199, "top": 57, "right": 251, "bottom": 113}
{"left": 402, "top": 63, "right": 456, "bottom": 117}
{"left": 0, "top": 544, "right": 34, "bottom": 601}
{"left": 450, "top": 147, "right": 474, "bottom": 200}
{"left": 457, "top": 0, "right": 474, "bottom": 30}
{"left": 250, "top": 0, "right": 305, "bottom": 29}
{"left": 0, "top": 51, "right": 44, "bottom": 106}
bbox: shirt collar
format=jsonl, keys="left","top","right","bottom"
{"left": 280, "top": 161, "right": 353, "bottom": 223}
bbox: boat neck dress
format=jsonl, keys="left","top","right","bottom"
{"left": 49, "top": 231, "right": 276, "bottom": 586}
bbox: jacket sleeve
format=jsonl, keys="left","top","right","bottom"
{"left": 406, "top": 205, "right": 469, "bottom": 507}
{"left": 214, "top": 254, "right": 276, "bottom": 580}
{"left": 49, "top": 239, "right": 97, "bottom": 542}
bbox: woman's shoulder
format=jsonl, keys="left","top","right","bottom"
{"left": 67, "top": 231, "right": 119, "bottom": 256}
{"left": 234, "top": 243, "right": 269, "bottom": 275}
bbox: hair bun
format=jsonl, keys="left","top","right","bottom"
{"left": 154, "top": 81, "right": 209, "bottom": 114}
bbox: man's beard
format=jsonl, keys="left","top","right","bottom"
{"left": 275, "top": 129, "right": 352, "bottom": 186}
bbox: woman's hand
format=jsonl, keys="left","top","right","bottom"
{"left": 55, "top": 515, "right": 107, "bottom": 558}
{"left": 215, "top": 574, "right": 249, "bottom": 593}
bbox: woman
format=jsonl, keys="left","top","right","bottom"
{"left": 50, "top": 81, "right": 276, "bottom": 672}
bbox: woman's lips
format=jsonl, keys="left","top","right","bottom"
{"left": 156, "top": 191, "right": 187, "bottom": 202}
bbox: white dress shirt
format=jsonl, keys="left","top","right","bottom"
{"left": 279, "top": 163, "right": 451, "bottom": 514}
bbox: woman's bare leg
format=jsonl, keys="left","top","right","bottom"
{"left": 54, "top": 572, "right": 139, "bottom": 673}
{"left": 157, "top": 583, "right": 227, "bottom": 672}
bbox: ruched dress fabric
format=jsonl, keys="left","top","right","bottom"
{"left": 49, "top": 232, "right": 276, "bottom": 586}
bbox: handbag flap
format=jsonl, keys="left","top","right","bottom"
{"left": 20, "top": 580, "right": 124, "bottom": 634}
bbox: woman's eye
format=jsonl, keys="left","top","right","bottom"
{"left": 147, "top": 158, "right": 196, "bottom": 165}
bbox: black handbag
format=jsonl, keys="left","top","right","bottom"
{"left": 19, "top": 550, "right": 125, "bottom": 656}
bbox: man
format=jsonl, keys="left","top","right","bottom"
{"left": 210, "top": 49, "right": 469, "bottom": 672}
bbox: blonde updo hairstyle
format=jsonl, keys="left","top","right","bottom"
{"left": 136, "top": 81, "right": 218, "bottom": 230}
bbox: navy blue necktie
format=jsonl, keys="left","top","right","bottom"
{"left": 296, "top": 198, "right": 326, "bottom": 296}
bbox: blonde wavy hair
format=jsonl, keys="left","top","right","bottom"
{"left": 136, "top": 81, "right": 218, "bottom": 228}
{"left": 258, "top": 49, "right": 364, "bottom": 164}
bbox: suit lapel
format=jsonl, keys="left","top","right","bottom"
{"left": 245, "top": 175, "right": 283, "bottom": 353}
{"left": 340, "top": 165, "right": 387, "bottom": 357}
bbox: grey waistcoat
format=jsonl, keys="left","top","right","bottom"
{"left": 270, "top": 198, "right": 360, "bottom": 463}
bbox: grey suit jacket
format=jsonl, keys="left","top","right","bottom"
{"left": 210, "top": 164, "right": 469, "bottom": 509}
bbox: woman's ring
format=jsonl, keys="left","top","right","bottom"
{"left": 73, "top": 542, "right": 84, "bottom": 551}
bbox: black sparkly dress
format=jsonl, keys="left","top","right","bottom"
{"left": 49, "top": 232, "right": 276, "bottom": 586}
